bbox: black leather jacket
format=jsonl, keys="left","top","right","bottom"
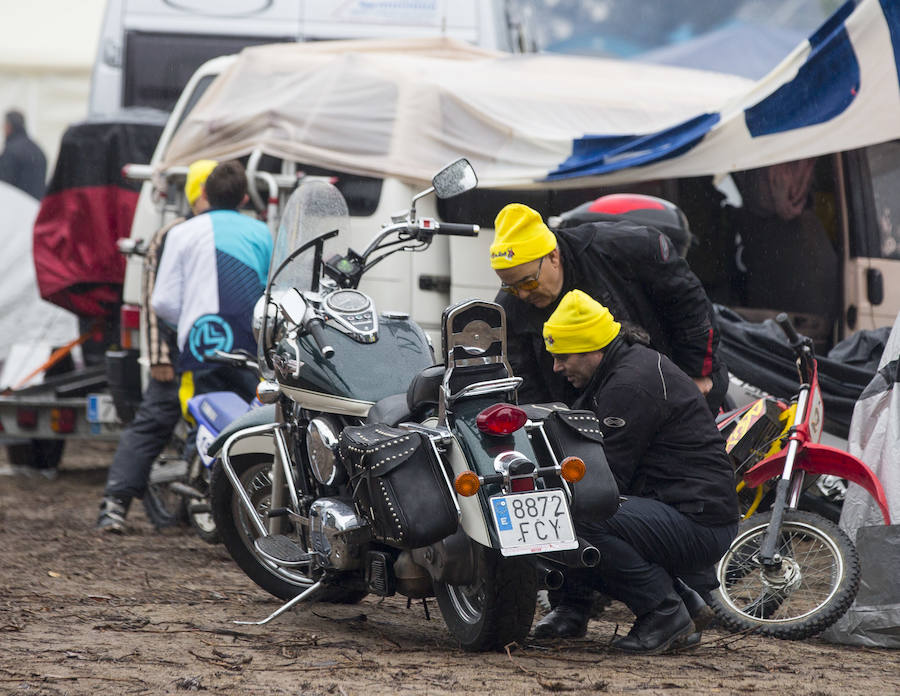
{"left": 575, "top": 337, "right": 739, "bottom": 527}
{"left": 498, "top": 220, "right": 722, "bottom": 406}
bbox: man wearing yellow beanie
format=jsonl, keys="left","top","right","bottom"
{"left": 534, "top": 290, "right": 739, "bottom": 655}
{"left": 96, "top": 159, "right": 218, "bottom": 532}
{"left": 490, "top": 201, "right": 726, "bottom": 413}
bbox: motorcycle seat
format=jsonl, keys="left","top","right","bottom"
{"left": 207, "top": 403, "right": 277, "bottom": 457}
{"left": 366, "top": 393, "right": 411, "bottom": 426}
{"left": 366, "top": 364, "right": 445, "bottom": 426}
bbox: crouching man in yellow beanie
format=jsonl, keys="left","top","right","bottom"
{"left": 490, "top": 202, "right": 726, "bottom": 412}
{"left": 533, "top": 290, "right": 739, "bottom": 654}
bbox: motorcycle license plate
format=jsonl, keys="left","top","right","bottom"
{"left": 489, "top": 490, "right": 578, "bottom": 557}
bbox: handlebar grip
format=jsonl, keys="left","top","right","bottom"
{"left": 436, "top": 222, "right": 480, "bottom": 237}
{"left": 775, "top": 312, "right": 802, "bottom": 345}
{"left": 307, "top": 318, "right": 335, "bottom": 360}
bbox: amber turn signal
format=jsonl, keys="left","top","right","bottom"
{"left": 559, "top": 456, "right": 586, "bottom": 483}
{"left": 454, "top": 470, "right": 481, "bottom": 497}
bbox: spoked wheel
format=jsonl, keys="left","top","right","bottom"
{"left": 210, "top": 455, "right": 365, "bottom": 604}
{"left": 434, "top": 544, "right": 537, "bottom": 652}
{"left": 143, "top": 455, "right": 189, "bottom": 529}
{"left": 710, "top": 509, "right": 859, "bottom": 640}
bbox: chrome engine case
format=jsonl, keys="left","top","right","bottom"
{"left": 308, "top": 497, "right": 369, "bottom": 570}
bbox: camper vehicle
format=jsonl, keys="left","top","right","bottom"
{"left": 89, "top": 0, "right": 532, "bottom": 116}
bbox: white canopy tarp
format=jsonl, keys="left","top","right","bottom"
{"left": 161, "top": 0, "right": 900, "bottom": 189}
{"left": 160, "top": 37, "right": 752, "bottom": 188}
{"left": 0, "top": 182, "right": 78, "bottom": 385}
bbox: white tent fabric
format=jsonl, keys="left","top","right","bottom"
{"left": 822, "top": 311, "right": 900, "bottom": 647}
{"left": 0, "top": 183, "right": 79, "bottom": 380}
{"left": 161, "top": 0, "right": 900, "bottom": 189}
{"left": 160, "top": 37, "right": 753, "bottom": 188}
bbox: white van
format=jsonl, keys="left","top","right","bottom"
{"left": 89, "top": 0, "right": 530, "bottom": 116}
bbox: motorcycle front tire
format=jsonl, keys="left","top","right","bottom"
{"left": 710, "top": 509, "right": 859, "bottom": 640}
{"left": 433, "top": 544, "right": 537, "bottom": 652}
{"left": 210, "top": 454, "right": 366, "bottom": 604}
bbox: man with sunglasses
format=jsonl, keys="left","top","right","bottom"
{"left": 491, "top": 202, "right": 726, "bottom": 411}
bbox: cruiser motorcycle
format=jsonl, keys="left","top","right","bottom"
{"left": 206, "top": 159, "right": 620, "bottom": 651}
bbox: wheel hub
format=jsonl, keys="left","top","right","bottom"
{"left": 760, "top": 556, "right": 802, "bottom": 595}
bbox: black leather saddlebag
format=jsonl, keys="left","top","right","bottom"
{"left": 524, "top": 404, "right": 620, "bottom": 521}
{"left": 339, "top": 424, "right": 458, "bottom": 549}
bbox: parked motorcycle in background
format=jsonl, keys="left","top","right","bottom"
{"left": 711, "top": 314, "right": 891, "bottom": 639}
{"left": 206, "top": 159, "right": 621, "bottom": 651}
{"left": 144, "top": 350, "right": 261, "bottom": 543}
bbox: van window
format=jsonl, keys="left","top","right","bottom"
{"left": 861, "top": 140, "right": 900, "bottom": 260}
{"left": 685, "top": 157, "right": 841, "bottom": 349}
{"left": 123, "top": 31, "right": 288, "bottom": 112}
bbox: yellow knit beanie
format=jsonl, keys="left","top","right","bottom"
{"left": 543, "top": 290, "right": 621, "bottom": 354}
{"left": 184, "top": 159, "right": 219, "bottom": 206}
{"left": 490, "top": 203, "right": 557, "bottom": 269}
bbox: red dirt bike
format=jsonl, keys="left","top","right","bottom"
{"left": 711, "top": 314, "right": 891, "bottom": 639}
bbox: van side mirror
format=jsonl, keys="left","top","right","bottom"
{"left": 866, "top": 268, "right": 884, "bottom": 306}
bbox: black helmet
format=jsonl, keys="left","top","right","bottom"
{"left": 557, "top": 193, "right": 694, "bottom": 258}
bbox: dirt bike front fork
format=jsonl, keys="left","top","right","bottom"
{"left": 758, "top": 471, "right": 805, "bottom": 567}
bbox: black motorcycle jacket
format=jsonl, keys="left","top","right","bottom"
{"left": 497, "top": 220, "right": 722, "bottom": 405}
{"left": 574, "top": 337, "right": 739, "bottom": 527}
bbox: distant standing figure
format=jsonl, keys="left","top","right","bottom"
{"left": 0, "top": 110, "right": 47, "bottom": 200}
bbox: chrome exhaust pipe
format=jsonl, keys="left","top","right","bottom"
{"left": 559, "top": 538, "right": 600, "bottom": 568}
{"left": 532, "top": 557, "right": 565, "bottom": 590}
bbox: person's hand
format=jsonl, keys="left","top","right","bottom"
{"left": 150, "top": 365, "right": 175, "bottom": 382}
{"left": 692, "top": 375, "right": 713, "bottom": 395}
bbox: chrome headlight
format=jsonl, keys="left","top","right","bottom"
{"left": 306, "top": 417, "right": 345, "bottom": 486}
{"left": 252, "top": 295, "right": 281, "bottom": 350}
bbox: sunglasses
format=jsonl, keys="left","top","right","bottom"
{"left": 500, "top": 256, "right": 545, "bottom": 295}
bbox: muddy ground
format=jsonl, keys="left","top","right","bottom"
{"left": 1, "top": 442, "right": 897, "bottom": 696}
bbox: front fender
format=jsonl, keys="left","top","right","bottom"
{"left": 743, "top": 443, "right": 891, "bottom": 525}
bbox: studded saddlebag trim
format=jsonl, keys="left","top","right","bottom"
{"left": 532, "top": 407, "right": 620, "bottom": 521}
{"left": 339, "top": 424, "right": 458, "bottom": 549}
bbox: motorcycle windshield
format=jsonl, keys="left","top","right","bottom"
{"left": 269, "top": 178, "right": 349, "bottom": 294}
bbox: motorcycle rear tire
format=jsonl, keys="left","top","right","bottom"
{"left": 710, "top": 509, "right": 859, "bottom": 640}
{"left": 434, "top": 545, "right": 537, "bottom": 652}
{"left": 210, "top": 454, "right": 366, "bottom": 604}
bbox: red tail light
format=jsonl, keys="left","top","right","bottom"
{"left": 476, "top": 404, "right": 527, "bottom": 436}
{"left": 16, "top": 408, "right": 38, "bottom": 429}
{"left": 510, "top": 476, "right": 535, "bottom": 493}
{"left": 120, "top": 304, "right": 141, "bottom": 349}
{"left": 51, "top": 408, "right": 76, "bottom": 434}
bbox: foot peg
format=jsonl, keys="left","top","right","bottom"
{"left": 254, "top": 534, "right": 314, "bottom": 566}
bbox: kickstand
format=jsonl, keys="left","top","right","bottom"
{"left": 234, "top": 581, "right": 323, "bottom": 626}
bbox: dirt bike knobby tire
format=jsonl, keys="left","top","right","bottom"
{"left": 434, "top": 545, "right": 537, "bottom": 652}
{"left": 210, "top": 454, "right": 366, "bottom": 604}
{"left": 710, "top": 509, "right": 860, "bottom": 640}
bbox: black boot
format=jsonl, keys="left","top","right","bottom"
{"left": 533, "top": 605, "right": 590, "bottom": 639}
{"left": 96, "top": 495, "right": 131, "bottom": 534}
{"left": 612, "top": 595, "right": 695, "bottom": 655}
{"left": 673, "top": 577, "right": 715, "bottom": 631}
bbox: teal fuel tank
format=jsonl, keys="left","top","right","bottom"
{"left": 274, "top": 316, "right": 434, "bottom": 416}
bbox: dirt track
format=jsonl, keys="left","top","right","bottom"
{"left": 1, "top": 442, "right": 898, "bottom": 695}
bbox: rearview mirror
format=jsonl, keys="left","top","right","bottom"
{"left": 432, "top": 158, "right": 477, "bottom": 199}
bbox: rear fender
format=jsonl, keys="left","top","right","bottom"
{"left": 743, "top": 443, "right": 891, "bottom": 524}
